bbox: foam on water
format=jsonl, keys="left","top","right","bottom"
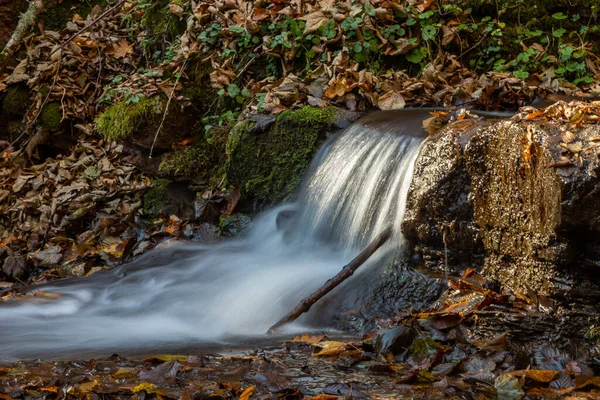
{"left": 0, "top": 111, "right": 425, "bottom": 361}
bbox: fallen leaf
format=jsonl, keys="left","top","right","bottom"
{"left": 294, "top": 333, "right": 325, "bottom": 344}
{"left": 240, "top": 386, "right": 255, "bottom": 400}
{"left": 312, "top": 341, "right": 348, "bottom": 357}
{"left": 378, "top": 90, "right": 405, "bottom": 110}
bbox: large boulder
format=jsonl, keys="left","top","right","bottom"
{"left": 404, "top": 104, "right": 600, "bottom": 301}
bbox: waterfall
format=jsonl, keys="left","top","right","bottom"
{"left": 0, "top": 111, "right": 426, "bottom": 361}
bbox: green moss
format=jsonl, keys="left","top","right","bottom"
{"left": 95, "top": 96, "right": 163, "bottom": 141}
{"left": 1, "top": 85, "right": 30, "bottom": 116}
{"left": 139, "top": 0, "right": 187, "bottom": 59}
{"left": 141, "top": 0, "right": 186, "bottom": 36}
{"left": 159, "top": 126, "right": 229, "bottom": 182}
{"left": 226, "top": 106, "right": 339, "bottom": 207}
{"left": 142, "top": 178, "right": 171, "bottom": 217}
{"left": 40, "top": 102, "right": 62, "bottom": 131}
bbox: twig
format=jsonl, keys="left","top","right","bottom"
{"left": 267, "top": 226, "right": 393, "bottom": 334}
{"left": 47, "top": 0, "right": 127, "bottom": 60}
{"left": 149, "top": 57, "right": 189, "bottom": 158}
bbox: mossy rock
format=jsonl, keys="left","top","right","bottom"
{"left": 95, "top": 96, "right": 163, "bottom": 141}
{"left": 158, "top": 126, "right": 229, "bottom": 184}
{"left": 142, "top": 178, "right": 195, "bottom": 219}
{"left": 226, "top": 106, "right": 341, "bottom": 208}
{"left": 219, "top": 214, "right": 251, "bottom": 237}
{"left": 1, "top": 85, "right": 30, "bottom": 117}
{"left": 40, "top": 102, "right": 62, "bottom": 131}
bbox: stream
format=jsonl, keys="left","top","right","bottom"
{"left": 0, "top": 112, "right": 428, "bottom": 361}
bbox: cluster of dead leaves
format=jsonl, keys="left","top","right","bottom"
{"left": 179, "top": 0, "right": 591, "bottom": 117}
{"left": 0, "top": 138, "right": 198, "bottom": 288}
{"left": 353, "top": 270, "right": 600, "bottom": 399}
{"left": 0, "top": 3, "right": 184, "bottom": 141}
{"left": 515, "top": 100, "right": 600, "bottom": 169}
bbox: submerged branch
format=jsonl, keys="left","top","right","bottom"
{"left": 267, "top": 225, "right": 393, "bottom": 334}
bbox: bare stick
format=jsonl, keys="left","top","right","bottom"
{"left": 267, "top": 226, "right": 393, "bottom": 334}
{"left": 149, "top": 57, "right": 189, "bottom": 158}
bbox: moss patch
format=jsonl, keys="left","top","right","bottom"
{"left": 1, "top": 85, "right": 30, "bottom": 117}
{"left": 40, "top": 102, "right": 62, "bottom": 131}
{"left": 142, "top": 178, "right": 171, "bottom": 218}
{"left": 226, "top": 106, "right": 339, "bottom": 207}
{"left": 159, "top": 125, "right": 229, "bottom": 183}
{"left": 95, "top": 96, "right": 163, "bottom": 141}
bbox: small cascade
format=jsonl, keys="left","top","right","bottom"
{"left": 292, "top": 123, "right": 423, "bottom": 251}
{"left": 0, "top": 111, "right": 428, "bottom": 361}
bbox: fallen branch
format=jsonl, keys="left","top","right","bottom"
{"left": 1, "top": 0, "right": 44, "bottom": 59}
{"left": 267, "top": 226, "right": 393, "bottom": 334}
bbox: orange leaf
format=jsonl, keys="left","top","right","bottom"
{"left": 508, "top": 369, "right": 558, "bottom": 383}
{"left": 294, "top": 333, "right": 325, "bottom": 344}
{"left": 240, "top": 386, "right": 255, "bottom": 400}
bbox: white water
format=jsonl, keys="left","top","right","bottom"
{"left": 0, "top": 113, "right": 424, "bottom": 361}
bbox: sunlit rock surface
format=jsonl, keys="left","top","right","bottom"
{"left": 405, "top": 117, "right": 600, "bottom": 300}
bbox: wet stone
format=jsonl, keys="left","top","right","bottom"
{"left": 404, "top": 116, "right": 600, "bottom": 301}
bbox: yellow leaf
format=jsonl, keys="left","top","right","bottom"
{"left": 240, "top": 386, "right": 255, "bottom": 400}
{"left": 312, "top": 341, "right": 348, "bottom": 357}
{"left": 132, "top": 382, "right": 163, "bottom": 395}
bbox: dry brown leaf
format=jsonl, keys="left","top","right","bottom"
{"left": 509, "top": 369, "right": 558, "bottom": 383}
{"left": 301, "top": 11, "right": 329, "bottom": 34}
{"left": 113, "top": 39, "right": 134, "bottom": 59}
{"left": 378, "top": 90, "right": 405, "bottom": 110}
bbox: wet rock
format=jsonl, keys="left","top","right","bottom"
{"left": 405, "top": 117, "right": 600, "bottom": 299}
{"left": 142, "top": 179, "right": 195, "bottom": 219}
{"left": 219, "top": 214, "right": 251, "bottom": 237}
{"left": 402, "top": 119, "right": 484, "bottom": 265}
{"left": 466, "top": 121, "right": 600, "bottom": 297}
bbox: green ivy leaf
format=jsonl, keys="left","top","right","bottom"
{"left": 553, "top": 28, "right": 566, "bottom": 37}
{"left": 512, "top": 70, "right": 529, "bottom": 79}
{"left": 406, "top": 47, "right": 427, "bottom": 63}
{"left": 354, "top": 42, "right": 363, "bottom": 53}
{"left": 227, "top": 84, "right": 241, "bottom": 98}
{"left": 552, "top": 12, "right": 568, "bottom": 20}
{"left": 421, "top": 25, "right": 437, "bottom": 41}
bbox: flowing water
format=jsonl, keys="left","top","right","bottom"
{"left": 0, "top": 111, "right": 429, "bottom": 361}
